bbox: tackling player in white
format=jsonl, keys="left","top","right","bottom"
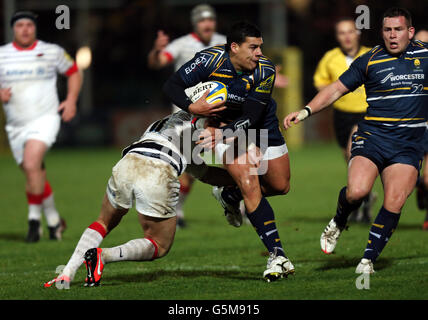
{"left": 44, "top": 111, "right": 236, "bottom": 287}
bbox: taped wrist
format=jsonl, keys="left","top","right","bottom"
{"left": 296, "top": 106, "right": 312, "bottom": 121}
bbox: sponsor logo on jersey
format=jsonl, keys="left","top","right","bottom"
{"left": 184, "top": 55, "right": 208, "bottom": 74}
{"left": 381, "top": 72, "right": 424, "bottom": 83}
{"left": 6, "top": 69, "right": 33, "bottom": 76}
{"left": 228, "top": 93, "right": 245, "bottom": 103}
{"left": 414, "top": 59, "right": 421, "bottom": 68}
{"left": 255, "top": 73, "right": 274, "bottom": 93}
{"left": 234, "top": 119, "right": 251, "bottom": 130}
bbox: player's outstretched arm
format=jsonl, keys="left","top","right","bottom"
{"left": 283, "top": 80, "right": 348, "bottom": 129}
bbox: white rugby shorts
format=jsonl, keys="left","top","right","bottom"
{"left": 5, "top": 113, "right": 61, "bottom": 164}
{"left": 106, "top": 152, "right": 180, "bottom": 219}
{"left": 215, "top": 141, "right": 288, "bottom": 163}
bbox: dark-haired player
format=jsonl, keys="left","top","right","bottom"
{"left": 284, "top": 8, "right": 428, "bottom": 273}
{"left": 163, "top": 21, "right": 294, "bottom": 281}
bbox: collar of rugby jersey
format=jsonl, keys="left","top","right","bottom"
{"left": 12, "top": 39, "right": 38, "bottom": 51}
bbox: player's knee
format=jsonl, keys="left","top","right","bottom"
{"left": 264, "top": 180, "right": 290, "bottom": 196}
{"left": 384, "top": 191, "right": 407, "bottom": 212}
{"left": 21, "top": 159, "right": 43, "bottom": 174}
{"left": 346, "top": 186, "right": 369, "bottom": 203}
{"left": 238, "top": 174, "right": 259, "bottom": 197}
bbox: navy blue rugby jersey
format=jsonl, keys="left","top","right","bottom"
{"left": 339, "top": 40, "right": 428, "bottom": 146}
{"left": 176, "top": 45, "right": 276, "bottom": 123}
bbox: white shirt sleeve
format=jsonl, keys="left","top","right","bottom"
{"left": 54, "top": 45, "right": 75, "bottom": 75}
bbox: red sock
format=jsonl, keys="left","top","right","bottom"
{"left": 43, "top": 181, "right": 53, "bottom": 200}
{"left": 26, "top": 192, "right": 44, "bottom": 205}
{"left": 88, "top": 222, "right": 107, "bottom": 238}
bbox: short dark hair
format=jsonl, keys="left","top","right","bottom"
{"left": 10, "top": 11, "right": 38, "bottom": 27}
{"left": 226, "top": 21, "right": 261, "bottom": 52}
{"left": 382, "top": 7, "right": 412, "bottom": 27}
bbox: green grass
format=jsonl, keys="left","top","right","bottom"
{"left": 0, "top": 143, "right": 428, "bottom": 300}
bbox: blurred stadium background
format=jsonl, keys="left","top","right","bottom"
{"left": 0, "top": 0, "right": 427, "bottom": 152}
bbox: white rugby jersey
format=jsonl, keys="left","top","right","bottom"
{"left": 163, "top": 32, "right": 226, "bottom": 70}
{"left": 0, "top": 40, "right": 78, "bottom": 126}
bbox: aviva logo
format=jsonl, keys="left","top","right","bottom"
{"left": 255, "top": 74, "right": 274, "bottom": 93}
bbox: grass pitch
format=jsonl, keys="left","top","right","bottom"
{"left": 0, "top": 143, "right": 428, "bottom": 300}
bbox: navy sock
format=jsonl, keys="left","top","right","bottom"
{"left": 363, "top": 206, "right": 401, "bottom": 262}
{"left": 221, "top": 186, "right": 243, "bottom": 205}
{"left": 245, "top": 197, "right": 285, "bottom": 257}
{"left": 334, "top": 186, "right": 363, "bottom": 228}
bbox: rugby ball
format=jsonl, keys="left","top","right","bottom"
{"left": 185, "top": 81, "right": 227, "bottom": 104}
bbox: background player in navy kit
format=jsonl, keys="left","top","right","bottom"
{"left": 284, "top": 7, "right": 427, "bottom": 273}
{"left": 163, "top": 22, "right": 294, "bottom": 281}
{"left": 413, "top": 28, "right": 428, "bottom": 230}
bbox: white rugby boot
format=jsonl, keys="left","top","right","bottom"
{"left": 212, "top": 186, "right": 242, "bottom": 227}
{"left": 263, "top": 251, "right": 295, "bottom": 282}
{"left": 355, "top": 258, "right": 375, "bottom": 274}
{"left": 320, "top": 218, "right": 345, "bottom": 254}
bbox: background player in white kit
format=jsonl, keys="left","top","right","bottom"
{"left": 0, "top": 11, "right": 82, "bottom": 242}
{"left": 147, "top": 4, "right": 226, "bottom": 228}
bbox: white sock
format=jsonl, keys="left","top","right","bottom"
{"left": 43, "top": 194, "right": 60, "bottom": 227}
{"left": 102, "top": 238, "right": 157, "bottom": 263}
{"left": 28, "top": 204, "right": 42, "bottom": 221}
{"left": 62, "top": 225, "right": 105, "bottom": 281}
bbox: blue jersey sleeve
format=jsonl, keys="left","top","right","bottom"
{"left": 339, "top": 51, "right": 371, "bottom": 92}
{"left": 176, "top": 50, "right": 220, "bottom": 87}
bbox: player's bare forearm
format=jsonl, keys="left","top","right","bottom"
{"left": 59, "top": 72, "right": 82, "bottom": 122}
{"left": 307, "top": 80, "right": 348, "bottom": 114}
{"left": 66, "top": 71, "right": 82, "bottom": 103}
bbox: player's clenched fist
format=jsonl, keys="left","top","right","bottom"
{"left": 0, "top": 88, "right": 12, "bottom": 103}
{"left": 154, "top": 30, "right": 169, "bottom": 51}
{"left": 58, "top": 99, "right": 77, "bottom": 122}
